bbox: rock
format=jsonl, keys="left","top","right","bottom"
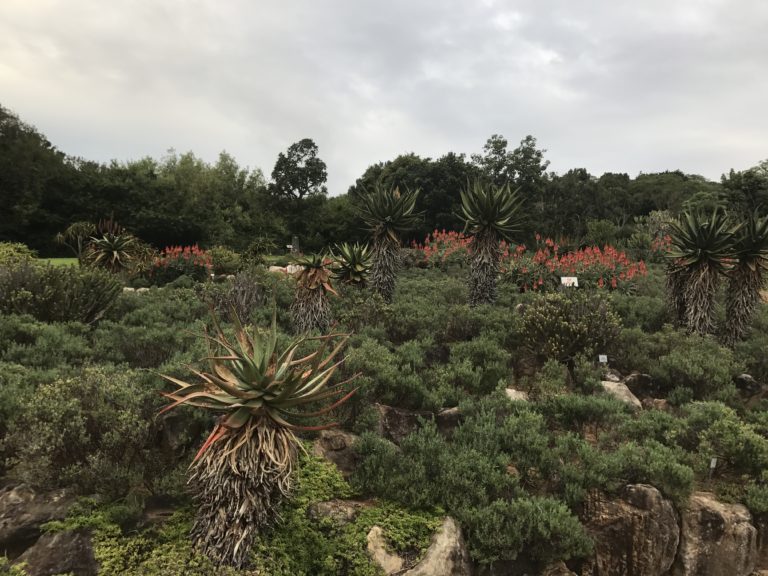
{"left": 268, "top": 265, "right": 287, "bottom": 274}
{"left": 735, "top": 374, "right": 762, "bottom": 397}
{"left": 580, "top": 484, "right": 678, "bottom": 576}
{"left": 375, "top": 403, "right": 433, "bottom": 445}
{"left": 367, "top": 525, "right": 404, "bottom": 574}
{"left": 286, "top": 264, "right": 303, "bottom": 274}
{"left": 672, "top": 492, "right": 758, "bottom": 576}
{"left": 404, "top": 517, "right": 472, "bottom": 576}
{"left": 541, "top": 562, "right": 577, "bottom": 576}
{"left": 312, "top": 429, "right": 360, "bottom": 477}
{"left": 436, "top": 407, "right": 463, "bottom": 438}
{"left": 602, "top": 368, "right": 623, "bottom": 383}
{"left": 755, "top": 514, "right": 768, "bottom": 570}
{"left": 505, "top": 388, "right": 529, "bottom": 402}
{"left": 13, "top": 528, "right": 98, "bottom": 576}
{"left": 122, "top": 286, "right": 135, "bottom": 292}
{"left": 600, "top": 381, "right": 642, "bottom": 411}
{"left": 0, "top": 484, "right": 75, "bottom": 558}
{"left": 641, "top": 397, "right": 670, "bottom": 412}
{"left": 622, "top": 372, "right": 657, "bottom": 398}
{"left": 135, "top": 287, "right": 150, "bottom": 293}
{"left": 307, "top": 499, "right": 373, "bottom": 525}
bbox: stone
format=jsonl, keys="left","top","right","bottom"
{"left": 756, "top": 514, "right": 768, "bottom": 570}
{"left": 0, "top": 484, "right": 75, "bottom": 558}
{"left": 375, "top": 403, "right": 433, "bottom": 445}
{"left": 307, "top": 499, "right": 373, "bottom": 526}
{"left": 580, "top": 484, "right": 679, "bottom": 576}
{"left": 505, "top": 388, "right": 529, "bottom": 402}
{"left": 641, "top": 397, "right": 670, "bottom": 412}
{"left": 735, "top": 374, "right": 762, "bottom": 397}
{"left": 268, "top": 265, "right": 287, "bottom": 274}
{"left": 311, "top": 429, "right": 360, "bottom": 477}
{"left": 600, "top": 381, "right": 642, "bottom": 411}
{"left": 602, "top": 368, "right": 623, "bottom": 383}
{"left": 541, "top": 562, "right": 577, "bottom": 576}
{"left": 672, "top": 492, "right": 758, "bottom": 576}
{"left": 122, "top": 286, "right": 135, "bottom": 292}
{"left": 135, "top": 287, "right": 150, "bottom": 293}
{"left": 622, "top": 372, "right": 657, "bottom": 398}
{"left": 13, "top": 528, "right": 98, "bottom": 576}
{"left": 404, "top": 517, "right": 473, "bottom": 576}
{"left": 286, "top": 264, "right": 303, "bottom": 274}
{"left": 436, "top": 406, "right": 463, "bottom": 438}
{"left": 367, "top": 525, "right": 404, "bottom": 574}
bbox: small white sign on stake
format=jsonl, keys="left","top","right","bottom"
{"left": 710, "top": 457, "right": 718, "bottom": 470}
{"left": 598, "top": 354, "right": 608, "bottom": 364}
{"left": 561, "top": 276, "right": 578, "bottom": 287}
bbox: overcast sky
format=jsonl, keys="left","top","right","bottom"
{"left": 1, "top": 0, "right": 767, "bottom": 194}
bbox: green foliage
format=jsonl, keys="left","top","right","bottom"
{"left": 4, "top": 366, "right": 162, "bottom": 498}
{"left": 0, "top": 241, "right": 37, "bottom": 267}
{"left": 207, "top": 245, "right": 242, "bottom": 275}
{"left": 460, "top": 181, "right": 523, "bottom": 242}
{"left": 357, "top": 184, "right": 421, "bottom": 243}
{"left": 520, "top": 291, "right": 621, "bottom": 367}
{"left": 584, "top": 219, "right": 619, "bottom": 247}
{"left": 332, "top": 242, "right": 371, "bottom": 287}
{"left": 0, "top": 315, "right": 92, "bottom": 369}
{"left": 0, "top": 262, "right": 121, "bottom": 324}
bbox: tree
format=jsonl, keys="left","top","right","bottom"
{"left": 269, "top": 138, "right": 328, "bottom": 201}
{"left": 721, "top": 161, "right": 768, "bottom": 217}
{"left": 460, "top": 181, "right": 524, "bottom": 305}
{"left": 356, "top": 184, "right": 421, "bottom": 302}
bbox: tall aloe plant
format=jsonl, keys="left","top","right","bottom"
{"left": 460, "top": 181, "right": 523, "bottom": 305}
{"left": 666, "top": 208, "right": 738, "bottom": 336}
{"left": 357, "top": 184, "right": 421, "bottom": 302}
{"left": 290, "top": 253, "right": 336, "bottom": 334}
{"left": 724, "top": 211, "right": 768, "bottom": 345}
{"left": 160, "top": 312, "right": 357, "bottom": 567}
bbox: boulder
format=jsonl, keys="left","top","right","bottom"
{"left": 622, "top": 372, "right": 657, "bottom": 398}
{"left": 580, "top": 484, "right": 678, "bottom": 576}
{"left": 267, "top": 265, "right": 287, "bottom": 274}
{"left": 0, "top": 484, "right": 75, "bottom": 558}
{"left": 436, "top": 407, "right": 463, "bottom": 438}
{"left": 375, "top": 403, "right": 433, "bottom": 445}
{"left": 641, "top": 397, "right": 670, "bottom": 412}
{"left": 600, "top": 381, "right": 642, "bottom": 411}
{"left": 135, "top": 287, "right": 150, "bottom": 294}
{"left": 286, "top": 264, "right": 303, "bottom": 275}
{"left": 672, "top": 492, "right": 758, "bottom": 576}
{"left": 367, "top": 525, "right": 404, "bottom": 574}
{"left": 735, "top": 374, "right": 762, "bottom": 397}
{"left": 307, "top": 499, "right": 373, "bottom": 526}
{"left": 602, "top": 369, "right": 623, "bottom": 383}
{"left": 13, "top": 528, "right": 98, "bottom": 576}
{"left": 311, "top": 429, "right": 360, "bottom": 477}
{"left": 404, "top": 517, "right": 473, "bottom": 576}
{"left": 505, "top": 388, "right": 529, "bottom": 402}
{"left": 122, "top": 286, "right": 135, "bottom": 292}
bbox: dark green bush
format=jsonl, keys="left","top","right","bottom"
{"left": 0, "top": 241, "right": 37, "bottom": 267}
{"left": 208, "top": 245, "right": 242, "bottom": 275}
{"left": 0, "top": 262, "right": 121, "bottom": 324}
{"left": 0, "top": 314, "right": 92, "bottom": 369}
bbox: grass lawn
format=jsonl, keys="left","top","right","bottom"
{"left": 42, "top": 257, "right": 79, "bottom": 266}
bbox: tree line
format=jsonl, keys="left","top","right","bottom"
{"left": 2, "top": 103, "right": 766, "bottom": 254}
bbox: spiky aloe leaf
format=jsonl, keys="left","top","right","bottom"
{"left": 332, "top": 242, "right": 371, "bottom": 287}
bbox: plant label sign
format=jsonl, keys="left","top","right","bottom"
{"left": 710, "top": 457, "right": 718, "bottom": 470}
{"left": 561, "top": 276, "right": 578, "bottom": 287}
{"left": 598, "top": 354, "right": 608, "bottom": 364}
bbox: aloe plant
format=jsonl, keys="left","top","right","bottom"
{"left": 332, "top": 242, "right": 371, "bottom": 288}
{"left": 290, "top": 253, "right": 336, "bottom": 334}
{"left": 460, "top": 181, "right": 523, "bottom": 305}
{"left": 160, "top": 312, "right": 357, "bottom": 567}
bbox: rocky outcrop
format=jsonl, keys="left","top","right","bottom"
{"left": 375, "top": 403, "right": 433, "bottom": 445}
{"left": 367, "top": 517, "right": 472, "bottom": 576}
{"left": 580, "top": 484, "right": 679, "bottom": 576}
{"left": 404, "top": 517, "right": 473, "bottom": 576}
{"left": 622, "top": 372, "right": 657, "bottom": 399}
{"left": 437, "top": 406, "right": 463, "bottom": 438}
{"left": 312, "top": 429, "right": 360, "bottom": 477}
{"left": 13, "top": 528, "right": 98, "bottom": 576}
{"left": 600, "top": 381, "right": 642, "bottom": 411}
{"left": 672, "top": 492, "right": 758, "bottom": 576}
{"left": 0, "top": 484, "right": 75, "bottom": 558}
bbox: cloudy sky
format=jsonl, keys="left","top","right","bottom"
{"left": 1, "top": 0, "right": 767, "bottom": 193}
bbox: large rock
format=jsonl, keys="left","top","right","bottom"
{"left": 368, "top": 517, "right": 472, "bottom": 576}
{"left": 622, "top": 372, "right": 657, "bottom": 398}
{"left": 672, "top": 492, "right": 758, "bottom": 576}
{"left": 404, "top": 517, "right": 473, "bottom": 576}
{"left": 375, "top": 403, "right": 433, "bottom": 445}
{"left": 600, "top": 381, "right": 642, "bottom": 411}
{"left": 0, "top": 484, "right": 75, "bottom": 558}
{"left": 436, "top": 407, "right": 463, "bottom": 438}
{"left": 13, "top": 528, "right": 98, "bottom": 576}
{"left": 505, "top": 388, "right": 530, "bottom": 402}
{"left": 580, "top": 484, "right": 679, "bottom": 576}
{"left": 312, "top": 429, "right": 360, "bottom": 477}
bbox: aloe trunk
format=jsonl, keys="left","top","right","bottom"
{"left": 683, "top": 264, "right": 719, "bottom": 336}
{"left": 290, "top": 285, "right": 332, "bottom": 333}
{"left": 469, "top": 231, "right": 501, "bottom": 306}
{"left": 189, "top": 420, "right": 297, "bottom": 567}
{"left": 370, "top": 236, "right": 400, "bottom": 303}
{"left": 724, "top": 264, "right": 763, "bottom": 345}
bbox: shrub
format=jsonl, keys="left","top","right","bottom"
{"left": 207, "top": 245, "right": 242, "bottom": 275}
{"left": 196, "top": 265, "right": 268, "bottom": 324}
{"left": 520, "top": 291, "right": 621, "bottom": 369}
{"left": 0, "top": 263, "right": 121, "bottom": 324}
{"left": 0, "top": 314, "right": 93, "bottom": 369}
{"left": 149, "top": 245, "right": 212, "bottom": 285}
{"left": 4, "top": 366, "right": 162, "bottom": 498}
{"left": 0, "top": 242, "right": 37, "bottom": 267}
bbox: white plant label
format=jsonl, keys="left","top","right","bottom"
{"left": 561, "top": 276, "right": 578, "bottom": 287}
{"left": 710, "top": 457, "right": 718, "bottom": 470}
{"left": 598, "top": 354, "right": 608, "bottom": 364}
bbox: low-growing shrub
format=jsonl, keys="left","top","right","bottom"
{"left": 0, "top": 241, "right": 37, "bottom": 267}
{"left": 207, "top": 245, "right": 242, "bottom": 275}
